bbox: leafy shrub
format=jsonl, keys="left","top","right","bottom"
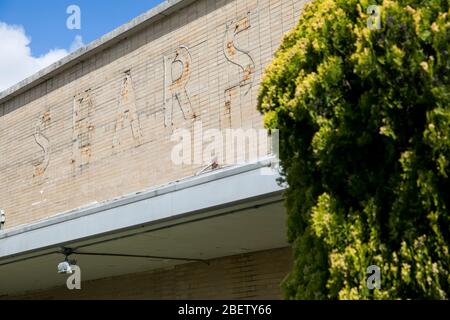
{"left": 258, "top": 0, "right": 450, "bottom": 299}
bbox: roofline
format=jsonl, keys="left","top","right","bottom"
{"left": 0, "top": 0, "right": 195, "bottom": 106}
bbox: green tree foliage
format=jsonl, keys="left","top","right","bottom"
{"left": 257, "top": 0, "right": 450, "bottom": 299}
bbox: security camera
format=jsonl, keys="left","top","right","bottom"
{"left": 58, "top": 261, "right": 73, "bottom": 274}
{"left": 0, "top": 209, "right": 5, "bottom": 230}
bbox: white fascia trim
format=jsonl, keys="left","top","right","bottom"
{"left": 0, "top": 158, "right": 284, "bottom": 260}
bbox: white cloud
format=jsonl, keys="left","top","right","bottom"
{"left": 0, "top": 22, "right": 69, "bottom": 92}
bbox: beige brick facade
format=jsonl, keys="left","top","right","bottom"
{"left": 7, "top": 247, "right": 292, "bottom": 300}
{"left": 0, "top": 0, "right": 304, "bottom": 228}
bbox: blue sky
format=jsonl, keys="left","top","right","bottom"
{"left": 0, "top": 0, "right": 164, "bottom": 55}
{"left": 0, "top": 0, "right": 163, "bottom": 91}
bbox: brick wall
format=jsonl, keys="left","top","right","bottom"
{"left": 8, "top": 247, "right": 292, "bottom": 300}
{"left": 0, "top": 0, "right": 305, "bottom": 228}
